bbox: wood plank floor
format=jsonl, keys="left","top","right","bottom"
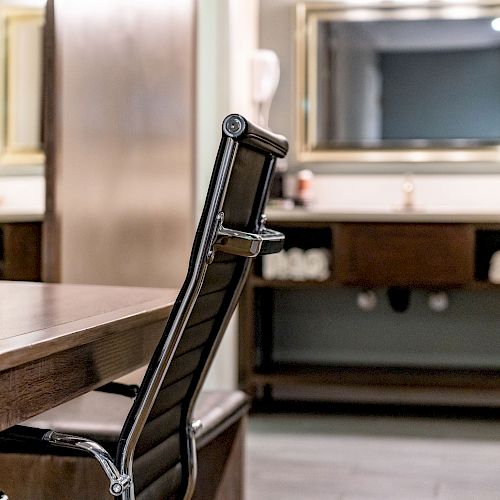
{"left": 246, "top": 410, "right": 500, "bottom": 500}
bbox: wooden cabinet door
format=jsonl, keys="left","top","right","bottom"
{"left": 334, "top": 223, "right": 475, "bottom": 287}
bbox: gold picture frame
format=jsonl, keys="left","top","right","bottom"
{"left": 296, "top": 1, "right": 500, "bottom": 164}
{"left": 0, "top": 7, "right": 45, "bottom": 166}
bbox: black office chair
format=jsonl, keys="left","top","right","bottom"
{"left": 0, "top": 114, "right": 288, "bottom": 499}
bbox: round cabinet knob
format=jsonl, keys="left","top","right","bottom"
{"left": 357, "top": 290, "right": 377, "bottom": 312}
{"left": 428, "top": 292, "right": 449, "bottom": 312}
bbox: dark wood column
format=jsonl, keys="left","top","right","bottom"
{"left": 43, "top": 0, "right": 196, "bottom": 288}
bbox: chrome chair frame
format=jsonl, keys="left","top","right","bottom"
{"left": 119, "top": 123, "right": 249, "bottom": 499}
{"left": 0, "top": 114, "right": 288, "bottom": 500}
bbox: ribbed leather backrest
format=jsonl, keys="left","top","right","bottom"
{"left": 117, "top": 115, "right": 288, "bottom": 499}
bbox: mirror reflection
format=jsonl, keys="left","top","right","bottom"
{"left": 0, "top": 1, "right": 44, "bottom": 167}
{"left": 298, "top": 3, "right": 500, "bottom": 163}
{"left": 317, "top": 18, "right": 500, "bottom": 147}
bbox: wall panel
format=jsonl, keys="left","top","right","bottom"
{"left": 44, "top": 0, "right": 195, "bottom": 287}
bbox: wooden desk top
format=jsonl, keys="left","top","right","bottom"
{"left": 0, "top": 281, "right": 177, "bottom": 430}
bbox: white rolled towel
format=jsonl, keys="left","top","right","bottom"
{"left": 489, "top": 250, "right": 500, "bottom": 284}
{"left": 287, "top": 247, "right": 307, "bottom": 281}
{"left": 304, "top": 248, "right": 330, "bottom": 281}
{"left": 262, "top": 250, "right": 288, "bottom": 280}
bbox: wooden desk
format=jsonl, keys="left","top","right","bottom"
{"left": 0, "top": 282, "right": 177, "bottom": 431}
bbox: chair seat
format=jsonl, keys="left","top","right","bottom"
{"left": 20, "top": 389, "right": 249, "bottom": 453}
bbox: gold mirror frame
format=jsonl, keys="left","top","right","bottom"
{"left": 0, "top": 7, "right": 45, "bottom": 166}
{"left": 296, "top": 1, "right": 500, "bottom": 163}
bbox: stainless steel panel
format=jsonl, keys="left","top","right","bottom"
{"left": 46, "top": 0, "right": 195, "bottom": 287}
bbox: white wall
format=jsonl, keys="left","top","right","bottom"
{"left": 0, "top": 0, "right": 46, "bottom": 6}
{"left": 197, "top": 0, "right": 260, "bottom": 390}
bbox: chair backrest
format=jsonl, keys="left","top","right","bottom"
{"left": 116, "top": 114, "right": 288, "bottom": 499}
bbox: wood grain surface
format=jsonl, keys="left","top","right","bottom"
{"left": 0, "top": 282, "right": 176, "bottom": 430}
{"left": 1, "top": 223, "right": 42, "bottom": 281}
{"left": 334, "top": 222, "right": 475, "bottom": 287}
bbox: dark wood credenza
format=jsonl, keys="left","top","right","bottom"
{"left": 0, "top": 221, "right": 42, "bottom": 281}
{"left": 239, "top": 213, "right": 500, "bottom": 407}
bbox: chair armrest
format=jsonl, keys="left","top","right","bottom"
{"left": 214, "top": 226, "right": 284, "bottom": 258}
{"left": 0, "top": 425, "right": 50, "bottom": 444}
{"left": 0, "top": 490, "right": 8, "bottom": 500}
{"left": 95, "top": 382, "right": 139, "bottom": 398}
{"left": 0, "top": 425, "right": 130, "bottom": 497}
{"left": 258, "top": 228, "right": 285, "bottom": 255}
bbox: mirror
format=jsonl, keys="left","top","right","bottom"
{"left": 0, "top": 2, "right": 44, "bottom": 167}
{"left": 296, "top": 2, "right": 500, "bottom": 163}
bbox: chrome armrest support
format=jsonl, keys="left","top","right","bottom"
{"left": 214, "top": 227, "right": 262, "bottom": 257}
{"left": 188, "top": 419, "right": 203, "bottom": 437}
{"left": 44, "top": 431, "right": 131, "bottom": 497}
{"left": 0, "top": 490, "right": 8, "bottom": 500}
{"left": 214, "top": 227, "right": 284, "bottom": 257}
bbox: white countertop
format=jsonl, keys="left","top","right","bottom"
{"left": 0, "top": 175, "right": 44, "bottom": 223}
{"left": 266, "top": 206, "right": 500, "bottom": 224}
{"left": 271, "top": 173, "right": 500, "bottom": 223}
{"left": 0, "top": 209, "right": 44, "bottom": 223}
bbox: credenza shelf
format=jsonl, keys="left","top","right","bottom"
{"left": 239, "top": 218, "right": 500, "bottom": 407}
